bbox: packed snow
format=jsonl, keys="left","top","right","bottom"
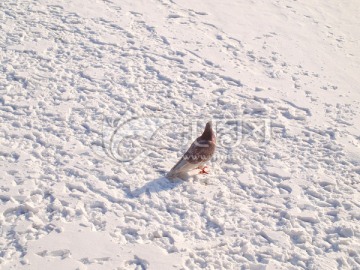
{"left": 1, "top": 0, "right": 360, "bottom": 269}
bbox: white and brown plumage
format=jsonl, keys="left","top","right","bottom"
{"left": 166, "top": 121, "right": 216, "bottom": 179}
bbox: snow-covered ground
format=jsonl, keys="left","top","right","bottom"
{"left": 1, "top": 0, "right": 360, "bottom": 269}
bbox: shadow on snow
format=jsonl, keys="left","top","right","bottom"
{"left": 130, "top": 176, "right": 182, "bottom": 197}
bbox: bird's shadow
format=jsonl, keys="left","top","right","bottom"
{"left": 130, "top": 176, "right": 182, "bottom": 197}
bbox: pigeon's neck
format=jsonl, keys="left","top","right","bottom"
{"left": 200, "top": 125, "right": 215, "bottom": 142}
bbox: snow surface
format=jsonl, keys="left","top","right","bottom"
{"left": 1, "top": 0, "right": 360, "bottom": 269}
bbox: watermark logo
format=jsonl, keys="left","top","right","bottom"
{"left": 92, "top": 116, "right": 271, "bottom": 164}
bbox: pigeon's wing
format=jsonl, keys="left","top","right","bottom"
{"left": 167, "top": 138, "right": 216, "bottom": 179}
{"left": 183, "top": 139, "right": 216, "bottom": 164}
{"left": 166, "top": 141, "right": 201, "bottom": 178}
{"left": 166, "top": 157, "right": 199, "bottom": 179}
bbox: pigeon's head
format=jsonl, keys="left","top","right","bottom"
{"left": 205, "top": 121, "right": 213, "bottom": 132}
{"left": 200, "top": 121, "right": 216, "bottom": 142}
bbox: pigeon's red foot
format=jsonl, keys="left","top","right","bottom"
{"left": 199, "top": 166, "right": 209, "bottom": 174}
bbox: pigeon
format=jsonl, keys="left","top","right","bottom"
{"left": 166, "top": 121, "right": 216, "bottom": 179}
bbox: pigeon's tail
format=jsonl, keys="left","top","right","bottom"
{"left": 166, "top": 158, "right": 199, "bottom": 179}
